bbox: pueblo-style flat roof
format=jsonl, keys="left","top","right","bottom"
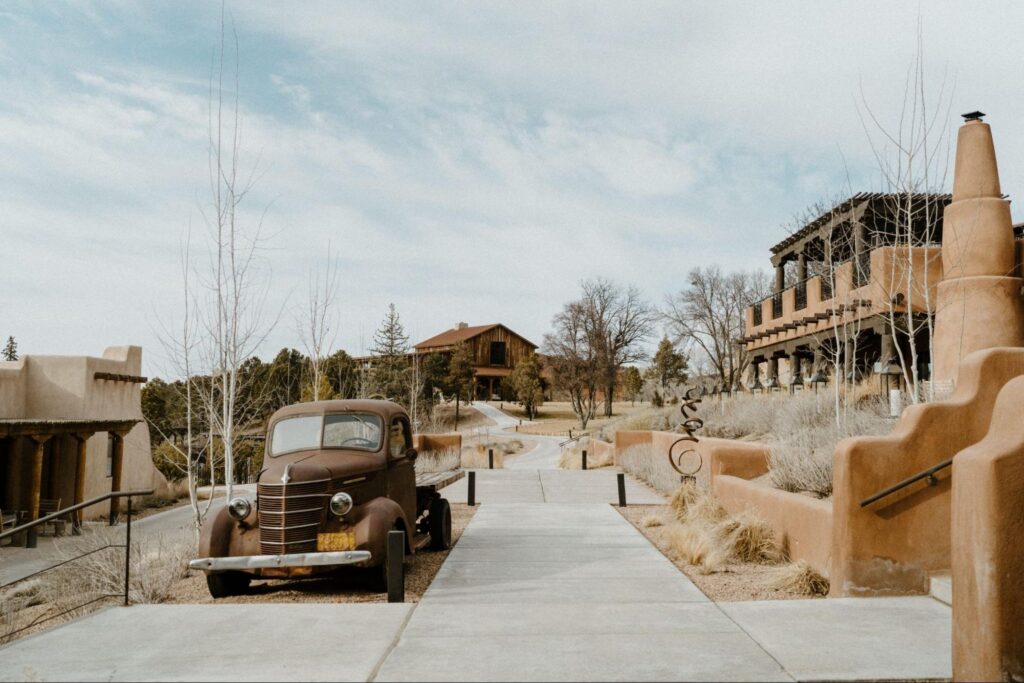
{"left": 770, "top": 192, "right": 951, "bottom": 258}
{"left": 0, "top": 418, "right": 139, "bottom": 438}
{"left": 414, "top": 323, "right": 537, "bottom": 351}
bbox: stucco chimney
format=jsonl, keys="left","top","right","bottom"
{"left": 932, "top": 114, "right": 1024, "bottom": 385}
{"left": 455, "top": 322, "right": 468, "bottom": 330}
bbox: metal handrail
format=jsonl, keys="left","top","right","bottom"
{"left": 859, "top": 459, "right": 952, "bottom": 507}
{"left": 0, "top": 489, "right": 153, "bottom": 639}
{"left": 0, "top": 489, "right": 152, "bottom": 542}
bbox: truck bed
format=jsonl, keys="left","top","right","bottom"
{"left": 415, "top": 469, "right": 464, "bottom": 492}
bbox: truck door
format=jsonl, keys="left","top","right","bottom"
{"left": 386, "top": 417, "right": 418, "bottom": 527}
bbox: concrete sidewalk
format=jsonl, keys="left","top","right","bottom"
{"left": 0, "top": 479, "right": 953, "bottom": 681}
{"left": 374, "top": 502, "right": 952, "bottom": 682}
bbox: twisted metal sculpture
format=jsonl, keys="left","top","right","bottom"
{"left": 668, "top": 387, "right": 704, "bottom": 484}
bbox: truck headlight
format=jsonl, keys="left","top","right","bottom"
{"left": 228, "top": 497, "right": 252, "bottom": 521}
{"left": 330, "top": 492, "right": 354, "bottom": 517}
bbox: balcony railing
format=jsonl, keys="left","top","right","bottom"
{"left": 795, "top": 280, "right": 807, "bottom": 310}
{"left": 821, "top": 273, "right": 834, "bottom": 300}
{"left": 854, "top": 250, "right": 871, "bottom": 288}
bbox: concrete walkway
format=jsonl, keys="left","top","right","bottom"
{"left": 470, "top": 401, "right": 565, "bottom": 470}
{"left": 0, "top": 471, "right": 953, "bottom": 681}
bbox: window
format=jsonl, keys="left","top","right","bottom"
{"left": 106, "top": 435, "right": 114, "bottom": 478}
{"left": 324, "top": 414, "right": 382, "bottom": 451}
{"left": 389, "top": 420, "right": 409, "bottom": 459}
{"left": 489, "top": 341, "right": 507, "bottom": 365}
{"left": 270, "top": 416, "right": 322, "bottom": 456}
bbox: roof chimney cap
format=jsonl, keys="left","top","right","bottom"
{"left": 455, "top": 322, "right": 468, "bottom": 330}
{"left": 962, "top": 111, "right": 986, "bottom": 122}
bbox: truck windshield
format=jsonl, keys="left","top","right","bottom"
{"left": 324, "top": 413, "right": 382, "bottom": 451}
{"left": 270, "top": 413, "right": 384, "bottom": 456}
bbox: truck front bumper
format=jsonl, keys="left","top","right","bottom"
{"left": 189, "top": 550, "right": 371, "bottom": 572}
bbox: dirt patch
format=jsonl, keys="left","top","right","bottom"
{"left": 617, "top": 504, "right": 824, "bottom": 602}
{"left": 168, "top": 503, "right": 477, "bottom": 604}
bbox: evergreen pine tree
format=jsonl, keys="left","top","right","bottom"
{"left": 369, "top": 304, "right": 411, "bottom": 401}
{"left": 2, "top": 336, "right": 17, "bottom": 361}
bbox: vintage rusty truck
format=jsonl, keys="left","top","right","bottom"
{"left": 189, "top": 399, "right": 460, "bottom": 598}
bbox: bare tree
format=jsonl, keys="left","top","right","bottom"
{"left": 544, "top": 300, "right": 601, "bottom": 429}
{"left": 298, "top": 246, "right": 339, "bottom": 402}
{"left": 858, "top": 25, "right": 953, "bottom": 403}
{"left": 664, "top": 267, "right": 770, "bottom": 389}
{"left": 581, "top": 279, "right": 656, "bottom": 418}
{"left": 153, "top": 225, "right": 216, "bottom": 529}
{"left": 194, "top": 7, "right": 278, "bottom": 502}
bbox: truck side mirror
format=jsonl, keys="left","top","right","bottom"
{"left": 406, "top": 447, "right": 418, "bottom": 461}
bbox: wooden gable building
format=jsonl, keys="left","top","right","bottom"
{"left": 414, "top": 323, "right": 538, "bottom": 399}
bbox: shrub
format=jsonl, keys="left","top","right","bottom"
{"left": 415, "top": 447, "right": 461, "bottom": 474}
{"left": 662, "top": 484, "right": 780, "bottom": 574}
{"left": 771, "top": 561, "right": 830, "bottom": 596}
{"left": 559, "top": 441, "right": 614, "bottom": 469}
{"left": 640, "top": 514, "right": 663, "bottom": 528}
{"left": 617, "top": 444, "right": 681, "bottom": 495}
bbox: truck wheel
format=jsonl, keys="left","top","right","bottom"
{"left": 206, "top": 571, "right": 251, "bottom": 599}
{"left": 429, "top": 497, "right": 452, "bottom": 550}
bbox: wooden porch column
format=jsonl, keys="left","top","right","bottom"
{"left": 3, "top": 437, "right": 19, "bottom": 515}
{"left": 109, "top": 431, "right": 126, "bottom": 524}
{"left": 72, "top": 433, "right": 93, "bottom": 533}
{"left": 27, "top": 434, "right": 51, "bottom": 548}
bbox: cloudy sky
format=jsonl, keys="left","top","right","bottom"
{"left": 3, "top": 1, "right": 1023, "bottom": 376}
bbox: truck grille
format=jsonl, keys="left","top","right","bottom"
{"left": 258, "top": 479, "right": 329, "bottom": 555}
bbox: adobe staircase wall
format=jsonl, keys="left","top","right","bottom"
{"left": 831, "top": 347, "right": 1024, "bottom": 596}
{"left": 951, "top": 375, "right": 1024, "bottom": 680}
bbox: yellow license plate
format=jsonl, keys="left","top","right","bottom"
{"left": 317, "top": 532, "right": 356, "bottom": 552}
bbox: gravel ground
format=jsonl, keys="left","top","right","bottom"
{"left": 168, "top": 503, "right": 477, "bottom": 604}
{"left": 617, "top": 504, "right": 822, "bottom": 602}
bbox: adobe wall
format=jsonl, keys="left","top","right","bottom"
{"left": 831, "top": 347, "right": 1024, "bottom": 595}
{"left": 615, "top": 429, "right": 833, "bottom": 573}
{"left": 951, "top": 375, "right": 1024, "bottom": 681}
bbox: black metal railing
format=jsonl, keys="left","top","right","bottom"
{"left": 854, "top": 250, "right": 871, "bottom": 288}
{"left": 0, "top": 489, "right": 153, "bottom": 638}
{"left": 771, "top": 293, "right": 783, "bottom": 319}
{"left": 859, "top": 459, "right": 952, "bottom": 508}
{"left": 795, "top": 280, "right": 807, "bottom": 310}
{"left": 821, "top": 273, "right": 834, "bottom": 300}
{"left": 752, "top": 305, "right": 763, "bottom": 327}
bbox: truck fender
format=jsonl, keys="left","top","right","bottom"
{"left": 197, "top": 501, "right": 259, "bottom": 560}
{"left": 349, "top": 496, "right": 409, "bottom": 561}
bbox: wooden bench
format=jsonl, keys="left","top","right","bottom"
{"left": 0, "top": 509, "right": 19, "bottom": 546}
{"left": 38, "top": 498, "right": 67, "bottom": 537}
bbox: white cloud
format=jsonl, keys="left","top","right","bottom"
{"left": 4, "top": 1, "right": 1024, "bottom": 375}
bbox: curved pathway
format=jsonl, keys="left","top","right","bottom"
{"left": 469, "top": 401, "right": 563, "bottom": 470}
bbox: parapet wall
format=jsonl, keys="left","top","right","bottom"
{"left": 831, "top": 347, "right": 1024, "bottom": 595}
{"left": 951, "top": 374, "right": 1024, "bottom": 680}
{"left": 614, "top": 429, "right": 833, "bottom": 575}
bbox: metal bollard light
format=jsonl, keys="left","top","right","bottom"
{"left": 488, "top": 449, "right": 494, "bottom": 469}
{"left": 582, "top": 450, "right": 588, "bottom": 471}
{"left": 468, "top": 470, "right": 476, "bottom": 506}
{"left": 617, "top": 473, "right": 627, "bottom": 507}
{"left": 387, "top": 530, "right": 405, "bottom": 603}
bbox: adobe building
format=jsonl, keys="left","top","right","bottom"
{"left": 740, "top": 192, "right": 952, "bottom": 391}
{"left": 413, "top": 323, "right": 540, "bottom": 399}
{"left": 0, "top": 346, "right": 168, "bottom": 536}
